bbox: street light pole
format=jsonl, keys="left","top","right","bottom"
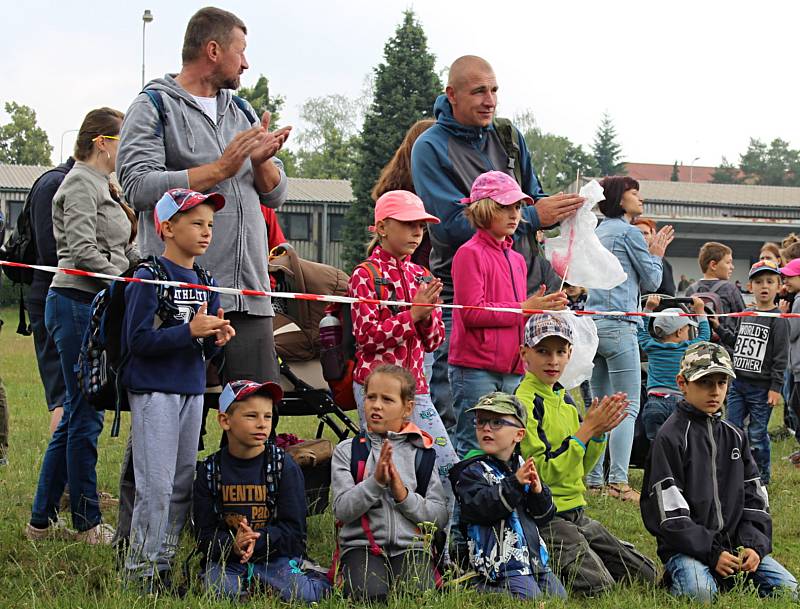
{"left": 59, "top": 129, "right": 79, "bottom": 163}
{"left": 141, "top": 9, "right": 154, "bottom": 89}
{"left": 689, "top": 156, "right": 700, "bottom": 183}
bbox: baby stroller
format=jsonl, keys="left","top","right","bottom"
{"left": 269, "top": 245, "right": 360, "bottom": 514}
{"left": 629, "top": 294, "right": 696, "bottom": 468}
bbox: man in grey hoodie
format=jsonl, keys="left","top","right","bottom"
{"left": 117, "top": 6, "right": 290, "bottom": 384}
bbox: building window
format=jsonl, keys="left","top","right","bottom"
{"left": 329, "top": 214, "right": 345, "bottom": 242}
{"left": 284, "top": 213, "right": 312, "bottom": 241}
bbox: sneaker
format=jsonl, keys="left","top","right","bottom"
{"left": 25, "top": 518, "right": 77, "bottom": 541}
{"left": 76, "top": 523, "right": 115, "bottom": 545}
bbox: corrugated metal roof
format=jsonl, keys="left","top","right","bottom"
{"left": 638, "top": 180, "right": 800, "bottom": 207}
{"left": 286, "top": 177, "right": 353, "bottom": 203}
{"left": 0, "top": 163, "right": 354, "bottom": 204}
{"left": 0, "top": 164, "right": 52, "bottom": 190}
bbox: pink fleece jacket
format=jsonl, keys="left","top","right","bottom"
{"left": 449, "top": 229, "right": 528, "bottom": 375}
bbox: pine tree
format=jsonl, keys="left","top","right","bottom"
{"left": 341, "top": 10, "right": 441, "bottom": 270}
{"left": 671, "top": 161, "right": 680, "bottom": 181}
{"left": 591, "top": 112, "right": 625, "bottom": 176}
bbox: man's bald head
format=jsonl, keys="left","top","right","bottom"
{"left": 447, "top": 55, "right": 495, "bottom": 89}
{"left": 446, "top": 55, "right": 497, "bottom": 127}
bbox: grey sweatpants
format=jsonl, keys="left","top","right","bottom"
{"left": 125, "top": 392, "right": 203, "bottom": 579}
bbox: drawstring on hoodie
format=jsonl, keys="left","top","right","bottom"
{"left": 178, "top": 98, "right": 197, "bottom": 153}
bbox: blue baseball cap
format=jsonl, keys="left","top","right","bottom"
{"left": 219, "top": 380, "right": 283, "bottom": 414}
{"left": 154, "top": 188, "right": 225, "bottom": 235}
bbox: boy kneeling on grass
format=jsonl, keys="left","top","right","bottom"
{"left": 641, "top": 342, "right": 798, "bottom": 602}
{"left": 449, "top": 392, "right": 567, "bottom": 599}
{"left": 192, "top": 380, "right": 330, "bottom": 603}
{"left": 515, "top": 314, "right": 657, "bottom": 595}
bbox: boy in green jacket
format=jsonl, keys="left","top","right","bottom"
{"left": 515, "top": 314, "right": 656, "bottom": 595}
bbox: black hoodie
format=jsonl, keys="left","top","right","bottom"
{"left": 640, "top": 401, "right": 772, "bottom": 567}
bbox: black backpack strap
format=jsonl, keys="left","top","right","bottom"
{"left": 493, "top": 117, "right": 523, "bottom": 186}
{"left": 414, "top": 447, "right": 437, "bottom": 497}
{"left": 707, "top": 280, "right": 726, "bottom": 295}
{"left": 262, "top": 443, "right": 284, "bottom": 520}
{"left": 232, "top": 95, "right": 257, "bottom": 125}
{"left": 143, "top": 89, "right": 166, "bottom": 138}
{"left": 350, "top": 433, "right": 370, "bottom": 483}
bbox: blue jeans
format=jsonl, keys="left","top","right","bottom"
{"left": 31, "top": 290, "right": 105, "bottom": 532}
{"left": 449, "top": 365, "right": 522, "bottom": 457}
{"left": 203, "top": 557, "right": 331, "bottom": 602}
{"left": 642, "top": 394, "right": 681, "bottom": 441}
{"left": 430, "top": 307, "right": 456, "bottom": 434}
{"left": 726, "top": 379, "right": 771, "bottom": 484}
{"left": 474, "top": 571, "right": 567, "bottom": 600}
{"left": 586, "top": 319, "right": 641, "bottom": 486}
{"left": 665, "top": 553, "right": 797, "bottom": 603}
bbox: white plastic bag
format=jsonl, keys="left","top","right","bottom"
{"left": 558, "top": 312, "right": 599, "bottom": 390}
{"left": 544, "top": 180, "right": 627, "bottom": 290}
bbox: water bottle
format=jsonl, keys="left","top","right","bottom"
{"left": 319, "top": 310, "right": 345, "bottom": 381}
{"left": 319, "top": 311, "right": 342, "bottom": 350}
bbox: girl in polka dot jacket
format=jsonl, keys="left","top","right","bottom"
{"left": 348, "top": 190, "right": 458, "bottom": 491}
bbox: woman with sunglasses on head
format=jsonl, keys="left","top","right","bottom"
{"left": 27, "top": 107, "right": 139, "bottom": 545}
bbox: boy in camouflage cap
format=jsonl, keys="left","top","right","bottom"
{"left": 448, "top": 392, "right": 565, "bottom": 599}
{"left": 641, "top": 342, "right": 797, "bottom": 602}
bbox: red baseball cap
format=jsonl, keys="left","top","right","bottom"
{"left": 218, "top": 380, "right": 283, "bottom": 413}
{"left": 370, "top": 190, "right": 440, "bottom": 231}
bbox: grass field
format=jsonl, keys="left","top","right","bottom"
{"left": 1, "top": 306, "right": 799, "bottom": 608}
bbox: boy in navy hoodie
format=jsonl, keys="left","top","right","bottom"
{"left": 122, "top": 188, "right": 235, "bottom": 590}
{"left": 193, "top": 380, "right": 330, "bottom": 602}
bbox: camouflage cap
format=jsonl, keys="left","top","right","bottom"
{"left": 524, "top": 313, "right": 573, "bottom": 348}
{"left": 466, "top": 392, "right": 527, "bottom": 427}
{"left": 679, "top": 341, "right": 736, "bottom": 382}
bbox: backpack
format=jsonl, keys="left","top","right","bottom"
{"left": 319, "top": 261, "right": 433, "bottom": 408}
{"left": 686, "top": 279, "right": 725, "bottom": 316}
{"left": 0, "top": 165, "right": 69, "bottom": 285}
{"left": 0, "top": 165, "right": 71, "bottom": 335}
{"left": 493, "top": 117, "right": 524, "bottom": 186}
{"left": 76, "top": 256, "right": 213, "bottom": 437}
{"left": 143, "top": 89, "right": 257, "bottom": 138}
{"left": 328, "top": 433, "right": 442, "bottom": 585}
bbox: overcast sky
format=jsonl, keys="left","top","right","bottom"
{"left": 4, "top": 0, "right": 797, "bottom": 168}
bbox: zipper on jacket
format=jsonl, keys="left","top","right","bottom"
{"left": 503, "top": 248, "right": 524, "bottom": 368}
{"left": 395, "top": 257, "right": 416, "bottom": 372}
{"left": 706, "top": 418, "right": 725, "bottom": 531}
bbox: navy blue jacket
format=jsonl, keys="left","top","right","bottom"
{"left": 193, "top": 447, "right": 307, "bottom": 564}
{"left": 450, "top": 452, "right": 556, "bottom": 580}
{"left": 121, "top": 256, "right": 219, "bottom": 395}
{"left": 27, "top": 158, "right": 74, "bottom": 304}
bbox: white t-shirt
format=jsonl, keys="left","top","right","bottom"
{"left": 192, "top": 95, "right": 217, "bottom": 124}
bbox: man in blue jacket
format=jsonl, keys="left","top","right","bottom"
{"left": 411, "top": 55, "right": 583, "bottom": 430}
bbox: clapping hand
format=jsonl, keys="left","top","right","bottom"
{"left": 515, "top": 457, "right": 542, "bottom": 493}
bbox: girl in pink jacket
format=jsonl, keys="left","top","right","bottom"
{"left": 348, "top": 190, "right": 458, "bottom": 490}
{"left": 449, "top": 172, "right": 567, "bottom": 457}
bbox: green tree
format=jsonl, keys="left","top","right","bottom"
{"left": 515, "top": 111, "right": 595, "bottom": 192}
{"left": 671, "top": 161, "right": 680, "bottom": 181}
{"left": 711, "top": 156, "right": 741, "bottom": 184}
{"left": 237, "top": 75, "right": 296, "bottom": 175}
{"left": 591, "top": 112, "right": 625, "bottom": 176}
{"left": 341, "top": 10, "right": 441, "bottom": 270}
{"left": 0, "top": 102, "right": 52, "bottom": 165}
{"left": 295, "top": 94, "right": 360, "bottom": 180}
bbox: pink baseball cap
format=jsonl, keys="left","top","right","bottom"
{"left": 370, "top": 190, "right": 440, "bottom": 231}
{"left": 460, "top": 171, "right": 534, "bottom": 206}
{"left": 154, "top": 188, "right": 225, "bottom": 236}
{"left": 780, "top": 258, "right": 800, "bottom": 277}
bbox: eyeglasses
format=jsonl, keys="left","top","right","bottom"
{"left": 91, "top": 135, "right": 120, "bottom": 142}
{"left": 472, "top": 416, "right": 522, "bottom": 431}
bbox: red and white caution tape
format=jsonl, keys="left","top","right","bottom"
{"left": 2, "top": 259, "right": 798, "bottom": 319}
